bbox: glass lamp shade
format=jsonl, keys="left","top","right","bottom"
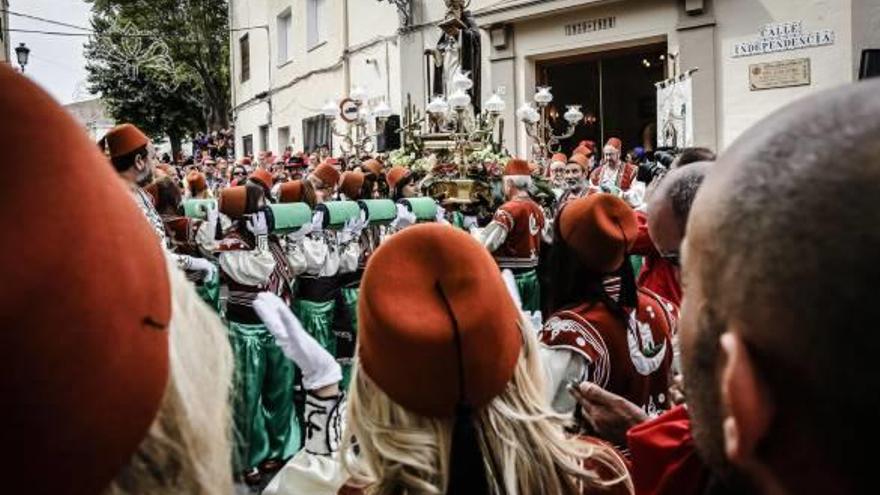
{"left": 448, "top": 89, "right": 471, "bottom": 110}
{"left": 321, "top": 100, "right": 338, "bottom": 118}
{"left": 427, "top": 96, "right": 450, "bottom": 115}
{"left": 534, "top": 86, "right": 553, "bottom": 105}
{"left": 350, "top": 86, "right": 368, "bottom": 103}
{"left": 373, "top": 101, "right": 393, "bottom": 119}
{"left": 563, "top": 105, "right": 584, "bottom": 124}
{"left": 517, "top": 104, "right": 539, "bottom": 124}
{"left": 484, "top": 93, "right": 506, "bottom": 114}
{"left": 452, "top": 70, "right": 473, "bottom": 91}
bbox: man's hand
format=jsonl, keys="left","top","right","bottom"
{"left": 569, "top": 382, "right": 648, "bottom": 447}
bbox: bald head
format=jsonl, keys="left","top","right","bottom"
{"left": 684, "top": 78, "right": 880, "bottom": 490}
{"left": 647, "top": 162, "right": 711, "bottom": 255}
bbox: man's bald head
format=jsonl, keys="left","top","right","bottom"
{"left": 648, "top": 161, "right": 712, "bottom": 247}
{"left": 684, "top": 78, "right": 880, "bottom": 491}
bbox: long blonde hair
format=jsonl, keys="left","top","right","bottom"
{"left": 104, "top": 261, "right": 235, "bottom": 494}
{"left": 342, "top": 315, "right": 632, "bottom": 495}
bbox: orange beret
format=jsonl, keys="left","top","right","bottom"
{"left": 551, "top": 153, "right": 567, "bottom": 164}
{"left": 362, "top": 158, "right": 383, "bottom": 176}
{"left": 558, "top": 194, "right": 638, "bottom": 273}
{"left": 503, "top": 158, "right": 531, "bottom": 177}
{"left": 0, "top": 66, "right": 170, "bottom": 493}
{"left": 568, "top": 153, "right": 589, "bottom": 169}
{"left": 186, "top": 171, "right": 207, "bottom": 194}
{"left": 312, "top": 163, "right": 341, "bottom": 188}
{"left": 101, "top": 123, "right": 149, "bottom": 158}
{"left": 386, "top": 166, "right": 410, "bottom": 191}
{"left": 605, "top": 137, "right": 623, "bottom": 151}
{"left": 250, "top": 167, "right": 274, "bottom": 190}
{"left": 219, "top": 185, "right": 247, "bottom": 218}
{"left": 278, "top": 180, "right": 304, "bottom": 203}
{"left": 358, "top": 224, "right": 522, "bottom": 417}
{"left": 340, "top": 171, "right": 365, "bottom": 200}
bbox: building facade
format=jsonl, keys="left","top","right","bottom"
{"left": 230, "top": 0, "right": 880, "bottom": 158}
{"left": 0, "top": 0, "right": 10, "bottom": 65}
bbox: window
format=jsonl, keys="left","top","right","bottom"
{"left": 242, "top": 134, "right": 254, "bottom": 157}
{"left": 276, "top": 8, "right": 292, "bottom": 65}
{"left": 278, "top": 126, "right": 291, "bottom": 152}
{"left": 377, "top": 115, "right": 400, "bottom": 152}
{"left": 259, "top": 125, "right": 270, "bottom": 152}
{"left": 302, "top": 115, "right": 331, "bottom": 153}
{"left": 239, "top": 34, "right": 250, "bottom": 82}
{"left": 307, "top": 0, "right": 327, "bottom": 50}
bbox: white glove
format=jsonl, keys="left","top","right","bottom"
{"left": 529, "top": 310, "right": 543, "bottom": 332}
{"left": 205, "top": 202, "right": 219, "bottom": 230}
{"left": 390, "top": 203, "right": 417, "bottom": 231}
{"left": 337, "top": 218, "right": 358, "bottom": 244}
{"left": 246, "top": 211, "right": 269, "bottom": 236}
{"left": 187, "top": 256, "right": 217, "bottom": 281}
{"left": 501, "top": 269, "right": 523, "bottom": 311}
{"left": 462, "top": 215, "right": 479, "bottom": 230}
{"left": 253, "top": 292, "right": 342, "bottom": 390}
{"left": 310, "top": 210, "right": 325, "bottom": 233}
{"left": 435, "top": 205, "right": 448, "bottom": 224}
{"left": 287, "top": 220, "right": 314, "bottom": 243}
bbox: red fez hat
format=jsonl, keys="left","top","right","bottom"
{"left": 605, "top": 137, "right": 623, "bottom": 151}
{"left": 574, "top": 145, "right": 593, "bottom": 157}
{"left": 278, "top": 180, "right": 304, "bottom": 203}
{"left": 101, "top": 123, "right": 149, "bottom": 158}
{"left": 312, "top": 163, "right": 341, "bottom": 188}
{"left": 503, "top": 158, "right": 531, "bottom": 177}
{"left": 362, "top": 158, "right": 384, "bottom": 176}
{"left": 186, "top": 171, "right": 207, "bottom": 194}
{"left": 579, "top": 140, "right": 596, "bottom": 152}
{"left": 558, "top": 193, "right": 638, "bottom": 273}
{"left": 219, "top": 185, "right": 248, "bottom": 218}
{"left": 358, "top": 224, "right": 522, "bottom": 417}
{"left": 249, "top": 167, "right": 274, "bottom": 190}
{"left": 0, "top": 65, "right": 170, "bottom": 493}
{"left": 386, "top": 166, "right": 411, "bottom": 191}
{"left": 551, "top": 153, "right": 567, "bottom": 164}
{"left": 568, "top": 153, "right": 589, "bottom": 169}
{"left": 340, "top": 171, "right": 365, "bottom": 200}
{"left": 239, "top": 157, "right": 252, "bottom": 165}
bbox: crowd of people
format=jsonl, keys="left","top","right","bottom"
{"left": 6, "top": 60, "right": 880, "bottom": 495}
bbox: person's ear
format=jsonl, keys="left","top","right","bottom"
{"left": 719, "top": 331, "right": 775, "bottom": 466}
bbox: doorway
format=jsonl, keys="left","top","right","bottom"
{"left": 537, "top": 42, "right": 667, "bottom": 155}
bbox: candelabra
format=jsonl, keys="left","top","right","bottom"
{"left": 321, "top": 85, "right": 393, "bottom": 167}
{"left": 516, "top": 86, "right": 583, "bottom": 169}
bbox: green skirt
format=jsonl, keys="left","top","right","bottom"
{"left": 227, "top": 321, "right": 299, "bottom": 471}
{"left": 515, "top": 269, "right": 541, "bottom": 313}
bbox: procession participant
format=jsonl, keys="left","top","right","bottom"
{"left": 344, "top": 224, "right": 632, "bottom": 494}
{"left": 360, "top": 158, "right": 386, "bottom": 198}
{"left": 249, "top": 167, "right": 275, "bottom": 200}
{"left": 386, "top": 165, "right": 418, "bottom": 201}
{"left": 338, "top": 171, "right": 368, "bottom": 201}
{"left": 216, "top": 183, "right": 299, "bottom": 485}
{"left": 2, "top": 65, "right": 235, "bottom": 494}
{"left": 306, "top": 161, "right": 342, "bottom": 204}
{"left": 100, "top": 123, "right": 215, "bottom": 280}
{"left": 549, "top": 152, "right": 568, "bottom": 193}
{"left": 540, "top": 194, "right": 675, "bottom": 421}
{"left": 559, "top": 153, "right": 590, "bottom": 204}
{"left": 479, "top": 158, "right": 548, "bottom": 313}
{"left": 589, "top": 138, "right": 646, "bottom": 207}
{"left": 185, "top": 170, "right": 211, "bottom": 199}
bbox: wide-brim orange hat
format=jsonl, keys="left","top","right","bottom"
{"left": 312, "top": 162, "right": 341, "bottom": 188}
{"left": 362, "top": 158, "right": 383, "bottom": 176}
{"left": 559, "top": 193, "right": 638, "bottom": 273}
{"left": 340, "top": 171, "right": 365, "bottom": 200}
{"left": 219, "top": 185, "right": 248, "bottom": 218}
{"left": 100, "top": 123, "right": 149, "bottom": 158}
{"left": 569, "top": 153, "right": 589, "bottom": 169}
{"left": 358, "top": 224, "right": 522, "bottom": 417}
{"left": 250, "top": 167, "right": 274, "bottom": 190}
{"left": 503, "top": 158, "right": 531, "bottom": 177}
{"left": 386, "top": 166, "right": 410, "bottom": 191}
{"left": 278, "top": 180, "right": 304, "bottom": 203}
{"left": 186, "top": 171, "right": 207, "bottom": 194}
{"left": 0, "top": 66, "right": 170, "bottom": 493}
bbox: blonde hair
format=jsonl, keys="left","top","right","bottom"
{"left": 104, "top": 261, "right": 235, "bottom": 495}
{"left": 342, "top": 315, "right": 632, "bottom": 495}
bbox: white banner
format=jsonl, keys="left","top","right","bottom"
{"left": 657, "top": 76, "right": 694, "bottom": 149}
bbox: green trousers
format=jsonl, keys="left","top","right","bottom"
{"left": 195, "top": 268, "right": 222, "bottom": 313}
{"left": 227, "top": 321, "right": 299, "bottom": 471}
{"left": 339, "top": 286, "right": 360, "bottom": 389}
{"left": 515, "top": 269, "right": 541, "bottom": 313}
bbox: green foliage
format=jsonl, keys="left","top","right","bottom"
{"left": 84, "top": 0, "right": 231, "bottom": 148}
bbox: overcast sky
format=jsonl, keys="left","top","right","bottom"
{"left": 9, "top": 0, "right": 94, "bottom": 105}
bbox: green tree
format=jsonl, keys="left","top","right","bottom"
{"left": 85, "top": 0, "right": 231, "bottom": 154}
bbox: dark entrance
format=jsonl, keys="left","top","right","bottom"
{"left": 537, "top": 42, "right": 667, "bottom": 155}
